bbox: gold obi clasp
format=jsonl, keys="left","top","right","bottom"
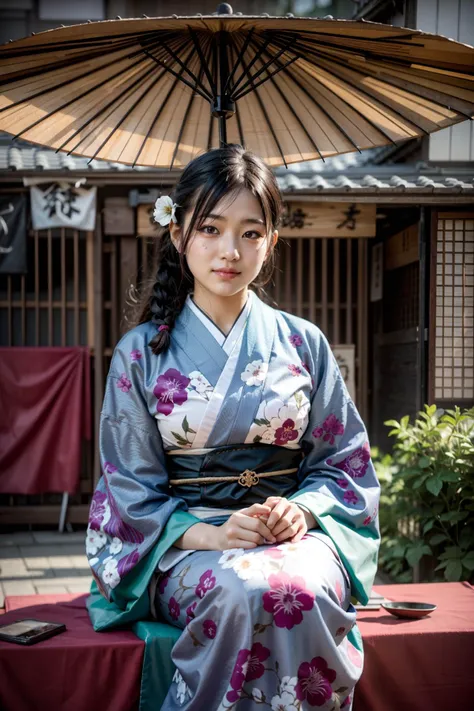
{"left": 238, "top": 469, "right": 260, "bottom": 487}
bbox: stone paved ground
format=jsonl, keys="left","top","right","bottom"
{"left": 0, "top": 530, "right": 92, "bottom": 607}
{"left": 0, "top": 530, "right": 392, "bottom": 608}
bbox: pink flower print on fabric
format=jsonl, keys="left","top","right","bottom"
{"left": 263, "top": 547, "right": 285, "bottom": 560}
{"left": 274, "top": 418, "right": 299, "bottom": 446}
{"left": 336, "top": 626, "right": 346, "bottom": 637}
{"left": 153, "top": 368, "right": 190, "bottom": 416}
{"left": 344, "top": 490, "right": 359, "bottom": 505}
{"left": 226, "top": 643, "right": 271, "bottom": 703}
{"left": 202, "top": 619, "right": 217, "bottom": 639}
{"left": 363, "top": 505, "right": 379, "bottom": 526}
{"left": 288, "top": 364, "right": 302, "bottom": 376}
{"left": 312, "top": 414, "right": 345, "bottom": 445}
{"left": 262, "top": 572, "right": 314, "bottom": 630}
{"left": 116, "top": 373, "right": 132, "bottom": 393}
{"left": 130, "top": 349, "right": 142, "bottom": 361}
{"left": 295, "top": 656, "right": 337, "bottom": 707}
{"left": 289, "top": 334, "right": 303, "bottom": 347}
{"left": 329, "top": 442, "right": 371, "bottom": 479}
{"left": 168, "top": 596, "right": 180, "bottom": 621}
{"left": 89, "top": 491, "right": 108, "bottom": 530}
{"left": 342, "top": 694, "right": 352, "bottom": 708}
{"left": 335, "top": 580, "right": 344, "bottom": 606}
{"left": 186, "top": 601, "right": 197, "bottom": 625}
{"left": 336, "top": 478, "right": 348, "bottom": 489}
{"left": 195, "top": 569, "right": 216, "bottom": 599}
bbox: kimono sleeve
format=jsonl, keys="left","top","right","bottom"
{"left": 86, "top": 334, "right": 199, "bottom": 601}
{"left": 289, "top": 330, "right": 381, "bottom": 605}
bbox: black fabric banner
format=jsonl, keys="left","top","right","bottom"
{"left": 0, "top": 194, "right": 27, "bottom": 274}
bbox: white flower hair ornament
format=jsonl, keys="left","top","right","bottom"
{"left": 153, "top": 195, "right": 179, "bottom": 227}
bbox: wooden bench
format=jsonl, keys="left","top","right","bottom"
{"left": 0, "top": 582, "right": 473, "bottom": 711}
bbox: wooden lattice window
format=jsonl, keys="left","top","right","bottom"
{"left": 433, "top": 213, "right": 474, "bottom": 401}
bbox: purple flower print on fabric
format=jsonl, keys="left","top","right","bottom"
{"left": 342, "top": 694, "right": 352, "bottom": 708}
{"left": 101, "top": 469, "right": 145, "bottom": 546}
{"left": 117, "top": 549, "right": 140, "bottom": 578}
{"left": 202, "top": 620, "right": 217, "bottom": 639}
{"left": 295, "top": 656, "right": 337, "bottom": 707}
{"left": 186, "top": 601, "right": 197, "bottom": 624}
{"left": 274, "top": 418, "right": 299, "bottom": 446}
{"left": 336, "top": 478, "right": 349, "bottom": 489}
{"left": 289, "top": 334, "right": 303, "bottom": 348}
{"left": 195, "top": 569, "right": 216, "bottom": 599}
{"left": 329, "top": 442, "right": 371, "bottom": 479}
{"left": 226, "top": 643, "right": 271, "bottom": 703}
{"left": 116, "top": 373, "right": 132, "bottom": 393}
{"left": 89, "top": 491, "right": 108, "bottom": 530}
{"left": 130, "top": 349, "right": 142, "bottom": 361}
{"left": 344, "top": 490, "right": 359, "bottom": 505}
{"left": 288, "top": 364, "right": 302, "bottom": 376}
{"left": 169, "top": 596, "right": 180, "bottom": 621}
{"left": 153, "top": 368, "right": 190, "bottom": 416}
{"left": 262, "top": 572, "right": 314, "bottom": 630}
{"left": 312, "top": 414, "right": 345, "bottom": 445}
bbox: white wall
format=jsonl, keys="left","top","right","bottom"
{"left": 417, "top": 0, "right": 474, "bottom": 161}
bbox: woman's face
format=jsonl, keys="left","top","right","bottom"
{"left": 170, "top": 187, "right": 278, "bottom": 299}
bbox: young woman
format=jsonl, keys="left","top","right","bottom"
{"left": 86, "top": 144, "right": 380, "bottom": 711}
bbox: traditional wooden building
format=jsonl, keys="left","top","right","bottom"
{"left": 0, "top": 135, "right": 472, "bottom": 526}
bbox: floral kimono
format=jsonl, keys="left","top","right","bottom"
{"left": 86, "top": 289, "right": 380, "bottom": 711}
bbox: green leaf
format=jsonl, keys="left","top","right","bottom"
{"left": 440, "top": 511, "right": 469, "bottom": 523}
{"left": 253, "top": 435, "right": 262, "bottom": 444}
{"left": 413, "top": 476, "right": 428, "bottom": 489}
{"left": 384, "top": 419, "right": 400, "bottom": 428}
{"left": 425, "top": 476, "right": 443, "bottom": 496}
{"left": 438, "top": 546, "right": 463, "bottom": 560}
{"left": 171, "top": 432, "right": 188, "bottom": 446}
{"left": 430, "top": 533, "right": 448, "bottom": 546}
{"left": 182, "top": 416, "right": 190, "bottom": 433}
{"left": 406, "top": 544, "right": 431, "bottom": 567}
{"left": 418, "top": 456, "right": 431, "bottom": 469}
{"left": 439, "top": 469, "right": 459, "bottom": 482}
{"left": 422, "top": 520, "right": 435, "bottom": 534}
{"left": 426, "top": 404, "right": 437, "bottom": 417}
{"left": 445, "top": 560, "right": 463, "bottom": 581}
{"left": 462, "top": 551, "right": 474, "bottom": 571}
{"left": 401, "top": 415, "right": 410, "bottom": 428}
{"left": 435, "top": 561, "right": 449, "bottom": 571}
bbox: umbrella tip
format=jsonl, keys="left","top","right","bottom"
{"left": 216, "top": 3, "right": 233, "bottom": 14}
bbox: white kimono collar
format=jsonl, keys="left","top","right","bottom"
{"left": 185, "top": 291, "right": 254, "bottom": 356}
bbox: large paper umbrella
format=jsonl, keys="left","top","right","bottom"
{"left": 0, "top": 3, "right": 473, "bottom": 169}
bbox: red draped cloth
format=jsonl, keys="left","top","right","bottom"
{"left": 0, "top": 595, "right": 143, "bottom": 711}
{"left": 0, "top": 583, "right": 472, "bottom": 711}
{"left": 0, "top": 347, "right": 91, "bottom": 494}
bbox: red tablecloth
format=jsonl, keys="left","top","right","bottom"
{"left": 354, "top": 581, "right": 474, "bottom": 711}
{"left": 0, "top": 594, "right": 144, "bottom": 711}
{"left": 1, "top": 583, "right": 473, "bottom": 711}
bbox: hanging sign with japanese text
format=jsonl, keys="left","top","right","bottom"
{"left": 278, "top": 202, "right": 376, "bottom": 238}
{"left": 0, "top": 194, "right": 27, "bottom": 274}
{"left": 30, "top": 181, "right": 97, "bottom": 230}
{"left": 137, "top": 201, "right": 376, "bottom": 238}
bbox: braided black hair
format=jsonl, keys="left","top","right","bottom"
{"left": 135, "top": 144, "right": 283, "bottom": 355}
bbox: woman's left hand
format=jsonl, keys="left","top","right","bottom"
{"left": 259, "top": 496, "right": 316, "bottom": 543}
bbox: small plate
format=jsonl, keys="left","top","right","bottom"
{"left": 381, "top": 601, "right": 437, "bottom": 619}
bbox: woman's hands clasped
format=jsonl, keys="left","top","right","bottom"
{"left": 216, "top": 497, "right": 316, "bottom": 550}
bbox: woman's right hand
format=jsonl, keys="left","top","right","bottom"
{"left": 215, "top": 504, "right": 277, "bottom": 550}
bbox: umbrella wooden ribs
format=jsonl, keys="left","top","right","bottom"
{"left": 0, "top": 3, "right": 473, "bottom": 168}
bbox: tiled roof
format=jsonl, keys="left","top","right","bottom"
{"left": 276, "top": 173, "right": 474, "bottom": 193}
{"left": 0, "top": 136, "right": 472, "bottom": 194}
